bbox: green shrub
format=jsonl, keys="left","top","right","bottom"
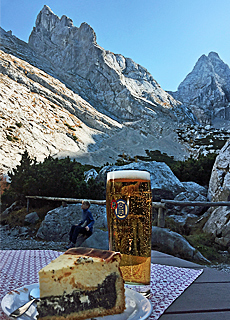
{"left": 171, "top": 153, "right": 217, "bottom": 186}
{"left": 2, "top": 151, "right": 105, "bottom": 207}
{"left": 6, "top": 135, "right": 13, "bottom": 141}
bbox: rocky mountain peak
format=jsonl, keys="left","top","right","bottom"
{"left": 208, "top": 51, "right": 220, "bottom": 59}
{"left": 34, "top": 5, "right": 60, "bottom": 34}
{"left": 35, "top": 5, "right": 73, "bottom": 31}
{"left": 30, "top": 5, "right": 96, "bottom": 51}
{"left": 171, "top": 52, "right": 230, "bottom": 124}
{"left": 28, "top": 6, "right": 196, "bottom": 125}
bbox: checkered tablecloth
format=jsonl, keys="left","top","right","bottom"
{"left": 0, "top": 250, "right": 203, "bottom": 319}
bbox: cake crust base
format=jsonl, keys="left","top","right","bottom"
{"left": 37, "top": 303, "right": 125, "bottom": 320}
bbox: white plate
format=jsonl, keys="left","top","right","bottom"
{"left": 1, "top": 283, "right": 152, "bottom": 320}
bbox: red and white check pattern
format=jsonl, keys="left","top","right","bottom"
{"left": 149, "top": 263, "right": 202, "bottom": 319}
{"left": 0, "top": 250, "right": 203, "bottom": 320}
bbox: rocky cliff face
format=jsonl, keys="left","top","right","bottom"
{"left": 203, "top": 139, "right": 230, "bottom": 252}
{"left": 0, "top": 5, "right": 196, "bottom": 175}
{"left": 170, "top": 52, "right": 230, "bottom": 125}
{"left": 0, "top": 49, "right": 122, "bottom": 173}
{"left": 28, "top": 5, "right": 195, "bottom": 123}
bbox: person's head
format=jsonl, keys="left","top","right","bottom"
{"left": 81, "top": 200, "right": 90, "bottom": 210}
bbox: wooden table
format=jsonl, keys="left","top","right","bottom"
{"left": 151, "top": 250, "right": 230, "bottom": 320}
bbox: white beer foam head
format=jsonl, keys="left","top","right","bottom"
{"left": 107, "top": 170, "right": 150, "bottom": 181}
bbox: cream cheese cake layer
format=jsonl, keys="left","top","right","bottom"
{"left": 39, "top": 247, "right": 122, "bottom": 298}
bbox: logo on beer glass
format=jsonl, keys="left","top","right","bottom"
{"left": 111, "top": 199, "right": 117, "bottom": 210}
{"left": 114, "top": 199, "right": 129, "bottom": 220}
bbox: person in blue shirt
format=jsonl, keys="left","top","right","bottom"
{"left": 66, "top": 200, "right": 95, "bottom": 249}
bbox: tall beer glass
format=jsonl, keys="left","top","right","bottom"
{"left": 106, "top": 170, "right": 152, "bottom": 287}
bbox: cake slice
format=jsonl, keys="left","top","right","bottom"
{"left": 37, "top": 247, "right": 125, "bottom": 320}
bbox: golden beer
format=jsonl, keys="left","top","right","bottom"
{"left": 106, "top": 170, "right": 152, "bottom": 285}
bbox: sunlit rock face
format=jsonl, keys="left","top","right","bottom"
{"left": 170, "top": 52, "right": 230, "bottom": 125}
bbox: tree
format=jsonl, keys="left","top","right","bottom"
{"left": 171, "top": 153, "right": 217, "bottom": 186}
{"left": 2, "top": 152, "right": 105, "bottom": 206}
{"left": 8, "top": 150, "right": 37, "bottom": 196}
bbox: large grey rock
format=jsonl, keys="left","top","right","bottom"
{"left": 182, "top": 181, "right": 207, "bottom": 197}
{"left": 173, "top": 190, "right": 207, "bottom": 216}
{"left": 151, "top": 226, "right": 210, "bottom": 264}
{"left": 84, "top": 169, "right": 98, "bottom": 182}
{"left": 36, "top": 203, "right": 107, "bottom": 241}
{"left": 207, "top": 139, "right": 230, "bottom": 202}
{"left": 97, "top": 161, "right": 185, "bottom": 201}
{"left": 203, "top": 206, "right": 230, "bottom": 249}
{"left": 82, "top": 230, "right": 109, "bottom": 250}
{"left": 25, "top": 212, "right": 39, "bottom": 224}
{"left": 203, "top": 139, "right": 230, "bottom": 250}
{"left": 166, "top": 179, "right": 208, "bottom": 233}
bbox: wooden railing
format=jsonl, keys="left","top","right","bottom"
{"left": 26, "top": 196, "right": 230, "bottom": 228}
{"left": 25, "top": 196, "right": 105, "bottom": 213}
{"left": 157, "top": 199, "right": 230, "bottom": 227}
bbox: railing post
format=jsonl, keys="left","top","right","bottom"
{"left": 27, "top": 198, "right": 30, "bottom": 213}
{"left": 157, "top": 207, "right": 165, "bottom": 228}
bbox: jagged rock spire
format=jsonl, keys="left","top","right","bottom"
{"left": 171, "top": 52, "right": 230, "bottom": 124}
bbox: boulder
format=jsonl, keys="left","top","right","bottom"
{"left": 82, "top": 230, "right": 109, "bottom": 250}
{"left": 151, "top": 226, "right": 210, "bottom": 264}
{"left": 203, "top": 139, "right": 230, "bottom": 250}
{"left": 25, "top": 211, "right": 39, "bottom": 224}
{"left": 36, "top": 203, "right": 107, "bottom": 241}
{"left": 173, "top": 190, "right": 207, "bottom": 216}
{"left": 97, "top": 161, "right": 185, "bottom": 201}
{"left": 165, "top": 214, "right": 201, "bottom": 236}
{"left": 203, "top": 206, "right": 230, "bottom": 250}
{"left": 207, "top": 138, "right": 230, "bottom": 202}
{"left": 84, "top": 169, "right": 98, "bottom": 182}
{"left": 182, "top": 181, "right": 207, "bottom": 197}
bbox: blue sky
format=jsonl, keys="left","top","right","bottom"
{"left": 1, "top": 0, "right": 230, "bottom": 91}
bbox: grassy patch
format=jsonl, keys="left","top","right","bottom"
{"left": 185, "top": 233, "right": 230, "bottom": 264}
{"left": 15, "top": 122, "right": 23, "bottom": 128}
{"left": 6, "top": 135, "right": 13, "bottom": 141}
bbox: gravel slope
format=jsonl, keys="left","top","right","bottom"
{"left": 0, "top": 225, "right": 66, "bottom": 251}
